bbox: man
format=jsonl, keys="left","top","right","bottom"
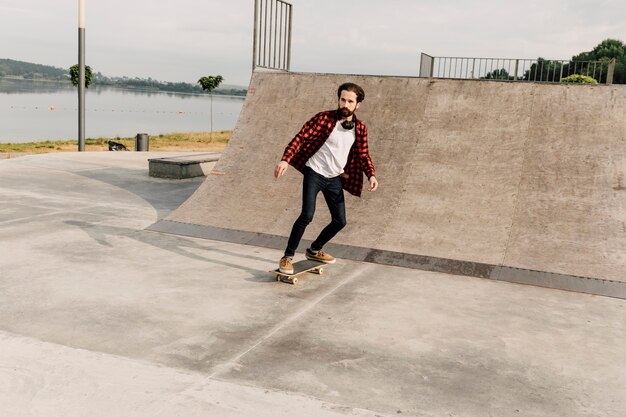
{"left": 274, "top": 82, "right": 378, "bottom": 274}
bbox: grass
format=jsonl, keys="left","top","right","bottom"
{"left": 0, "top": 131, "right": 231, "bottom": 157}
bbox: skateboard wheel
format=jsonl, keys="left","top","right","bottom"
{"left": 318, "top": 268, "right": 324, "bottom": 275}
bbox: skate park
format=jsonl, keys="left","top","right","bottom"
{"left": 153, "top": 71, "right": 626, "bottom": 298}
{"left": 2, "top": 71, "right": 626, "bottom": 416}
{"left": 2, "top": 2, "right": 626, "bottom": 416}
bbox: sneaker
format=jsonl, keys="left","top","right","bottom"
{"left": 279, "top": 257, "right": 294, "bottom": 274}
{"left": 305, "top": 248, "right": 336, "bottom": 264}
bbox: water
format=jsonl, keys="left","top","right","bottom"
{"left": 0, "top": 78, "right": 245, "bottom": 143}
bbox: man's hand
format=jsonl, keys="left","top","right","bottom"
{"left": 274, "top": 161, "right": 289, "bottom": 178}
{"left": 368, "top": 176, "right": 378, "bottom": 192}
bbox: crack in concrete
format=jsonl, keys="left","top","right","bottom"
{"left": 208, "top": 263, "right": 368, "bottom": 379}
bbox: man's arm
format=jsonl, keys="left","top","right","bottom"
{"left": 357, "top": 123, "right": 377, "bottom": 191}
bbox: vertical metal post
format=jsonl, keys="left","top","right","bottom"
{"left": 78, "top": 0, "right": 85, "bottom": 151}
{"left": 282, "top": 5, "right": 286, "bottom": 68}
{"left": 287, "top": 4, "right": 293, "bottom": 71}
{"left": 607, "top": 58, "right": 616, "bottom": 85}
{"left": 276, "top": 2, "right": 285, "bottom": 67}
{"left": 263, "top": 0, "right": 268, "bottom": 67}
{"left": 282, "top": 3, "right": 285, "bottom": 66}
{"left": 273, "top": 0, "right": 276, "bottom": 67}
{"left": 269, "top": 0, "right": 274, "bottom": 67}
{"left": 252, "top": 0, "right": 258, "bottom": 72}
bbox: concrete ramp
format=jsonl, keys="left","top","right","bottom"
{"left": 150, "top": 71, "right": 626, "bottom": 298}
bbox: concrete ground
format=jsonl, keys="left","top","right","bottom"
{"left": 0, "top": 152, "right": 624, "bottom": 417}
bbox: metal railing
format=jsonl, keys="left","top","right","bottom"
{"left": 253, "top": 0, "right": 292, "bottom": 72}
{"left": 420, "top": 53, "right": 616, "bottom": 84}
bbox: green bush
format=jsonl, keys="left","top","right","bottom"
{"left": 561, "top": 74, "right": 598, "bottom": 84}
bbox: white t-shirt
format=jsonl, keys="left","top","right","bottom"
{"left": 306, "top": 121, "right": 355, "bottom": 178}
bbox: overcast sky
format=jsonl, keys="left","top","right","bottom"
{"left": 1, "top": 0, "right": 624, "bottom": 87}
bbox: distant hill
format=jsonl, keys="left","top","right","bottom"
{"left": 0, "top": 58, "right": 67, "bottom": 80}
{"left": 0, "top": 58, "right": 247, "bottom": 96}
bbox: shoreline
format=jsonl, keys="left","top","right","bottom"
{"left": 0, "top": 76, "right": 247, "bottom": 98}
{"left": 0, "top": 131, "right": 231, "bottom": 158}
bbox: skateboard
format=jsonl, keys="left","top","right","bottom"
{"left": 274, "top": 259, "right": 326, "bottom": 284}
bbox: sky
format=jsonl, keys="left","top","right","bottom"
{"left": 1, "top": 0, "right": 624, "bottom": 87}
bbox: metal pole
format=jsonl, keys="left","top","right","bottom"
{"left": 270, "top": 1, "right": 278, "bottom": 67}
{"left": 286, "top": 3, "right": 292, "bottom": 71}
{"left": 607, "top": 58, "right": 616, "bottom": 85}
{"left": 252, "top": 0, "right": 258, "bottom": 72}
{"left": 263, "top": 0, "right": 268, "bottom": 67}
{"left": 277, "top": 2, "right": 284, "bottom": 68}
{"left": 78, "top": 0, "right": 85, "bottom": 151}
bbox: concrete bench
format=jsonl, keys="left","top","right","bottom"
{"left": 148, "top": 153, "right": 221, "bottom": 179}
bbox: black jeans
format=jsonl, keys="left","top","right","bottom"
{"left": 284, "top": 167, "right": 347, "bottom": 258}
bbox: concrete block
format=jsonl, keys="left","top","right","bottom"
{"left": 148, "top": 153, "right": 220, "bottom": 179}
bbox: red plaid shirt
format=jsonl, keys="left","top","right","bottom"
{"left": 281, "top": 110, "right": 376, "bottom": 197}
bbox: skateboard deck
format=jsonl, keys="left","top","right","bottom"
{"left": 274, "top": 259, "right": 327, "bottom": 284}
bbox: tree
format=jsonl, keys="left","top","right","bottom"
{"left": 482, "top": 68, "right": 513, "bottom": 80}
{"left": 572, "top": 39, "right": 626, "bottom": 84}
{"left": 69, "top": 64, "right": 93, "bottom": 88}
{"left": 522, "top": 58, "right": 567, "bottom": 82}
{"left": 198, "top": 75, "right": 224, "bottom": 137}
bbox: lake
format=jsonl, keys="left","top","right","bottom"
{"left": 0, "top": 78, "right": 245, "bottom": 143}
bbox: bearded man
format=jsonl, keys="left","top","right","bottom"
{"left": 274, "top": 82, "right": 378, "bottom": 274}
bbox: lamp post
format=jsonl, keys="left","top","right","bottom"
{"left": 78, "top": 0, "right": 85, "bottom": 151}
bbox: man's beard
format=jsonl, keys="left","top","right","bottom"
{"left": 337, "top": 107, "right": 353, "bottom": 119}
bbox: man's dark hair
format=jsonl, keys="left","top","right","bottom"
{"left": 337, "top": 82, "right": 365, "bottom": 103}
